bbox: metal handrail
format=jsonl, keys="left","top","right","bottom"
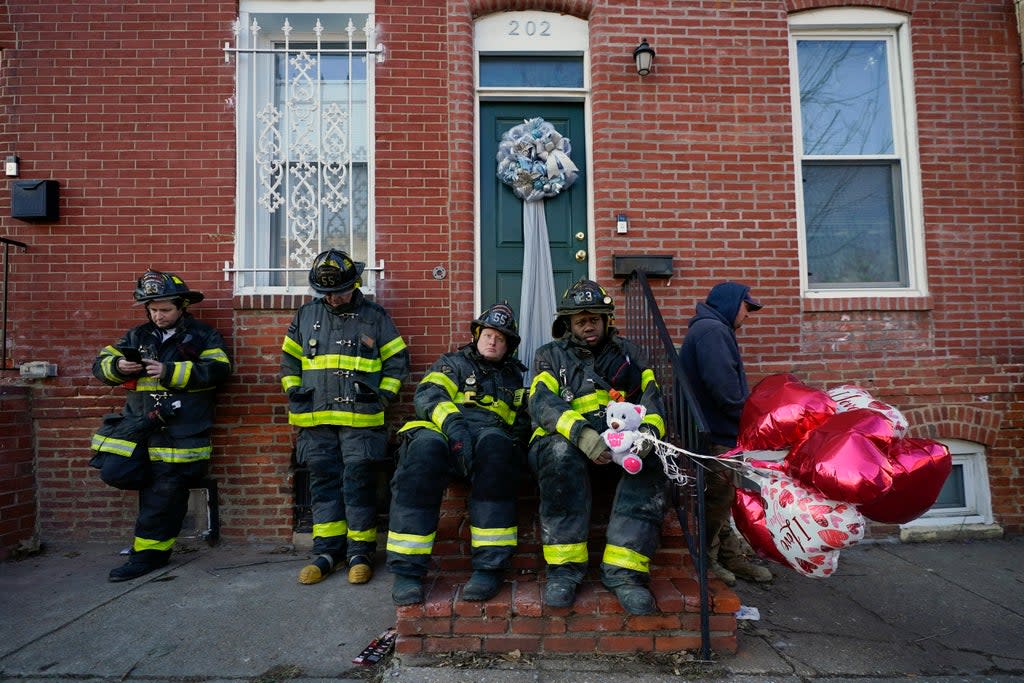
{"left": 1, "top": 237, "right": 28, "bottom": 372}
{"left": 619, "top": 269, "right": 712, "bottom": 661}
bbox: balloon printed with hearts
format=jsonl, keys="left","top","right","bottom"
{"left": 643, "top": 373, "right": 951, "bottom": 579}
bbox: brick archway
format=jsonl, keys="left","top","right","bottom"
{"left": 903, "top": 405, "right": 1001, "bottom": 447}
{"left": 786, "top": 0, "right": 915, "bottom": 13}
{"left": 470, "top": 0, "right": 592, "bottom": 20}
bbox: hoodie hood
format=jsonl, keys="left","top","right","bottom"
{"left": 689, "top": 281, "right": 755, "bottom": 329}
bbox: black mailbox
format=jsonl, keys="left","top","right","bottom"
{"left": 11, "top": 180, "right": 60, "bottom": 222}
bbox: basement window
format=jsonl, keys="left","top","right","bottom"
{"left": 902, "top": 439, "right": 994, "bottom": 529}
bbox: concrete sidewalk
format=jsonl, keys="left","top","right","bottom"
{"left": 2, "top": 536, "right": 1022, "bottom": 682}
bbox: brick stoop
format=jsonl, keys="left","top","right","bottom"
{"left": 392, "top": 479, "right": 740, "bottom": 657}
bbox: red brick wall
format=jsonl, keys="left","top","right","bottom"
{"left": 0, "top": 386, "right": 35, "bottom": 559}
{"left": 0, "top": 0, "right": 1020, "bottom": 546}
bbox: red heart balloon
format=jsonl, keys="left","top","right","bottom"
{"left": 732, "top": 488, "right": 789, "bottom": 566}
{"left": 858, "top": 438, "right": 952, "bottom": 524}
{"left": 738, "top": 374, "right": 836, "bottom": 451}
{"left": 786, "top": 409, "right": 896, "bottom": 504}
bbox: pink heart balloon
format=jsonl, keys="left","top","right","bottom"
{"left": 738, "top": 373, "right": 836, "bottom": 451}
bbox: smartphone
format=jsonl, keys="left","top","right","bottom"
{"left": 117, "top": 346, "right": 143, "bottom": 363}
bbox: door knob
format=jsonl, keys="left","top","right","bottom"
{"left": 575, "top": 249, "right": 587, "bottom": 262}
{"left": 575, "top": 232, "right": 585, "bottom": 241}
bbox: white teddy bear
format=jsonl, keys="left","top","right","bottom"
{"left": 602, "top": 402, "right": 648, "bottom": 474}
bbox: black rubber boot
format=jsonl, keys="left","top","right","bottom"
{"left": 391, "top": 574, "right": 424, "bottom": 605}
{"left": 543, "top": 576, "right": 578, "bottom": 608}
{"left": 462, "top": 570, "right": 503, "bottom": 602}
{"left": 608, "top": 584, "right": 657, "bottom": 615}
{"left": 108, "top": 556, "right": 168, "bottom": 583}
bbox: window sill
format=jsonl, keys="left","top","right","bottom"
{"left": 801, "top": 294, "right": 933, "bottom": 313}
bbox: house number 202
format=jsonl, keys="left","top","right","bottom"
{"left": 507, "top": 19, "right": 551, "bottom": 37}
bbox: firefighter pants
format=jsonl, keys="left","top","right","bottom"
{"left": 297, "top": 424, "right": 387, "bottom": 563}
{"left": 386, "top": 426, "right": 520, "bottom": 578}
{"left": 528, "top": 434, "right": 668, "bottom": 588}
{"left": 131, "top": 456, "right": 208, "bottom": 566}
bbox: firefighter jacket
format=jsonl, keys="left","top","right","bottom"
{"left": 529, "top": 331, "right": 666, "bottom": 445}
{"left": 281, "top": 290, "right": 410, "bottom": 428}
{"left": 399, "top": 343, "right": 529, "bottom": 443}
{"left": 91, "top": 314, "right": 232, "bottom": 464}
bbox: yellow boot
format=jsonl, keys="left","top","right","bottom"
{"left": 347, "top": 555, "right": 373, "bottom": 584}
{"left": 298, "top": 554, "right": 338, "bottom": 585}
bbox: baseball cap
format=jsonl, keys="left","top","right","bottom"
{"left": 743, "top": 292, "right": 763, "bottom": 311}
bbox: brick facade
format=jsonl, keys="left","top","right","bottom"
{"left": 1, "top": 0, "right": 1021, "bottom": 557}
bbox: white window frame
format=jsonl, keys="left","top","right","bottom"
{"left": 789, "top": 8, "right": 928, "bottom": 299}
{"left": 902, "top": 439, "right": 994, "bottom": 529}
{"left": 229, "top": 0, "right": 380, "bottom": 296}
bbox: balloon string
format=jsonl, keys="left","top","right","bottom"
{"left": 636, "top": 434, "right": 788, "bottom": 486}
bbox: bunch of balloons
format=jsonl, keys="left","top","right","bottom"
{"left": 729, "top": 374, "right": 952, "bottom": 578}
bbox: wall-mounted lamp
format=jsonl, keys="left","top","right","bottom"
{"left": 633, "top": 39, "right": 656, "bottom": 76}
{"left": 5, "top": 155, "right": 19, "bottom": 178}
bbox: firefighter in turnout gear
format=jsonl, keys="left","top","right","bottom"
{"left": 282, "top": 249, "right": 410, "bottom": 586}
{"left": 91, "top": 271, "right": 232, "bottom": 582}
{"left": 387, "top": 303, "right": 530, "bottom": 605}
{"left": 528, "top": 279, "right": 668, "bottom": 615}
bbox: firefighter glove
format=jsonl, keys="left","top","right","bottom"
{"left": 446, "top": 420, "right": 474, "bottom": 461}
{"left": 578, "top": 427, "right": 610, "bottom": 464}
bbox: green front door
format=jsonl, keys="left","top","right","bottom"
{"left": 480, "top": 102, "right": 588, "bottom": 315}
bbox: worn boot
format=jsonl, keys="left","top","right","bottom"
{"left": 462, "top": 570, "right": 503, "bottom": 602}
{"left": 298, "top": 553, "right": 339, "bottom": 585}
{"left": 391, "top": 574, "right": 424, "bottom": 605}
{"left": 707, "top": 532, "right": 737, "bottom": 586}
{"left": 607, "top": 584, "right": 657, "bottom": 615}
{"left": 347, "top": 555, "right": 373, "bottom": 584}
{"left": 108, "top": 555, "right": 168, "bottom": 583}
{"left": 543, "top": 576, "right": 578, "bottom": 608}
{"left": 719, "top": 530, "right": 773, "bottom": 584}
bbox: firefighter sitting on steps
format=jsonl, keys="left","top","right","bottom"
{"left": 528, "top": 279, "right": 668, "bottom": 615}
{"left": 281, "top": 249, "right": 410, "bottom": 587}
{"left": 387, "top": 303, "right": 530, "bottom": 605}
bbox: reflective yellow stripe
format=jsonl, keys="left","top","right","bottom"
{"left": 570, "top": 392, "right": 605, "bottom": 415}
{"left": 289, "top": 410, "right": 385, "bottom": 428}
{"left": 100, "top": 347, "right": 123, "bottom": 381}
{"left": 134, "top": 536, "right": 175, "bottom": 552}
{"left": 380, "top": 376, "right": 401, "bottom": 395}
{"left": 640, "top": 368, "right": 658, "bottom": 389}
{"left": 643, "top": 413, "right": 666, "bottom": 438}
{"left": 167, "top": 360, "right": 192, "bottom": 387}
{"left": 282, "top": 336, "right": 303, "bottom": 358}
{"left": 386, "top": 530, "right": 436, "bottom": 555}
{"left": 90, "top": 434, "right": 137, "bottom": 457}
{"left": 543, "top": 542, "right": 588, "bottom": 565}
{"left": 455, "top": 393, "right": 515, "bottom": 425}
{"left": 149, "top": 445, "right": 211, "bottom": 463}
{"left": 398, "top": 419, "right": 440, "bottom": 434}
{"left": 422, "top": 371, "right": 458, "bottom": 397}
{"left": 348, "top": 527, "right": 377, "bottom": 543}
{"left": 281, "top": 375, "right": 301, "bottom": 391}
{"left": 529, "top": 371, "right": 559, "bottom": 397}
{"left": 313, "top": 520, "right": 348, "bottom": 539}
{"left": 529, "top": 426, "right": 546, "bottom": 443}
{"left": 379, "top": 336, "right": 407, "bottom": 361}
{"left": 302, "top": 354, "right": 382, "bottom": 373}
{"left": 200, "top": 348, "right": 230, "bottom": 364}
{"left": 603, "top": 544, "right": 650, "bottom": 573}
{"left": 555, "top": 411, "right": 585, "bottom": 440}
{"left": 471, "top": 525, "right": 517, "bottom": 547}
{"left": 430, "top": 402, "right": 460, "bottom": 429}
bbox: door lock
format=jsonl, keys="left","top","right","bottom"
{"left": 575, "top": 231, "right": 585, "bottom": 241}
{"left": 575, "top": 249, "right": 587, "bottom": 262}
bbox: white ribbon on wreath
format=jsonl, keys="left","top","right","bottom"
{"left": 496, "top": 117, "right": 580, "bottom": 380}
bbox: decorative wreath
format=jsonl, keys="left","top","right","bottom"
{"left": 496, "top": 117, "right": 580, "bottom": 202}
